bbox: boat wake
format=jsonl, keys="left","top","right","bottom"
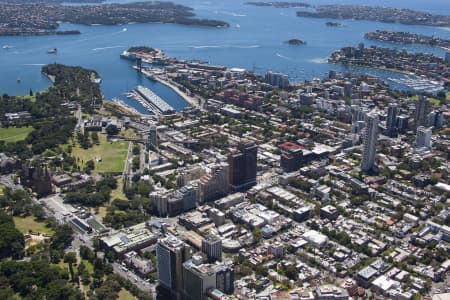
{"left": 23, "top": 63, "right": 45, "bottom": 66}
{"left": 191, "top": 45, "right": 260, "bottom": 49}
{"left": 219, "top": 11, "right": 247, "bottom": 17}
{"left": 191, "top": 45, "right": 223, "bottom": 49}
{"left": 235, "top": 45, "right": 260, "bottom": 49}
{"left": 308, "top": 57, "right": 327, "bottom": 64}
{"left": 92, "top": 45, "right": 125, "bottom": 51}
{"left": 276, "top": 53, "right": 294, "bottom": 60}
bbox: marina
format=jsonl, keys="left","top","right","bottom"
{"left": 388, "top": 76, "right": 445, "bottom": 93}
{"left": 111, "top": 98, "right": 143, "bottom": 116}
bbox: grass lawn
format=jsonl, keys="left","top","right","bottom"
{"left": 429, "top": 98, "right": 441, "bottom": 105}
{"left": 0, "top": 184, "right": 4, "bottom": 196}
{"left": 82, "top": 259, "right": 94, "bottom": 274}
{"left": 120, "top": 128, "right": 139, "bottom": 139}
{"left": 407, "top": 95, "right": 441, "bottom": 105}
{"left": 22, "top": 95, "right": 36, "bottom": 102}
{"left": 94, "top": 206, "right": 108, "bottom": 220}
{"left": 110, "top": 177, "right": 127, "bottom": 201}
{"left": 13, "top": 216, "right": 55, "bottom": 235}
{"left": 0, "top": 126, "right": 34, "bottom": 142}
{"left": 72, "top": 134, "right": 129, "bottom": 173}
{"left": 118, "top": 289, "right": 137, "bottom": 300}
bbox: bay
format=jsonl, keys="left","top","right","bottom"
{"left": 1, "top": 0, "right": 450, "bottom": 113}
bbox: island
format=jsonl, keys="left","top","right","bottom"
{"left": 364, "top": 30, "right": 450, "bottom": 50}
{"left": 120, "top": 46, "right": 168, "bottom": 65}
{"left": 245, "top": 2, "right": 310, "bottom": 8}
{"left": 285, "top": 39, "right": 306, "bottom": 45}
{"left": 296, "top": 5, "right": 450, "bottom": 27}
{"left": 0, "top": 1, "right": 229, "bottom": 36}
{"left": 329, "top": 45, "right": 449, "bottom": 85}
{"left": 325, "top": 22, "right": 341, "bottom": 27}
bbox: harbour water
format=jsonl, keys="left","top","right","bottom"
{"left": 1, "top": 0, "right": 450, "bottom": 114}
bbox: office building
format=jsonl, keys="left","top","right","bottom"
{"left": 396, "top": 114, "right": 409, "bottom": 133}
{"left": 428, "top": 110, "right": 444, "bottom": 128}
{"left": 149, "top": 124, "right": 158, "bottom": 150}
{"left": 150, "top": 191, "right": 169, "bottom": 217}
{"left": 280, "top": 142, "right": 304, "bottom": 172}
{"left": 446, "top": 52, "right": 450, "bottom": 64}
{"left": 299, "top": 92, "right": 316, "bottom": 106}
{"left": 183, "top": 257, "right": 217, "bottom": 300}
{"left": 100, "top": 223, "right": 157, "bottom": 256}
{"left": 183, "top": 257, "right": 234, "bottom": 300}
{"left": 228, "top": 141, "right": 257, "bottom": 191}
{"left": 414, "top": 95, "right": 430, "bottom": 132}
{"left": 199, "top": 162, "right": 229, "bottom": 203}
{"left": 415, "top": 126, "right": 432, "bottom": 149}
{"left": 173, "top": 184, "right": 197, "bottom": 213}
{"left": 156, "top": 235, "right": 191, "bottom": 299}
{"left": 167, "top": 197, "right": 184, "bottom": 217}
{"left": 215, "top": 263, "right": 234, "bottom": 295}
{"left": 265, "top": 71, "right": 289, "bottom": 88}
{"left": 361, "top": 112, "right": 379, "bottom": 173}
{"left": 202, "top": 234, "right": 222, "bottom": 263}
{"left": 351, "top": 105, "right": 369, "bottom": 133}
{"left": 177, "top": 165, "right": 206, "bottom": 187}
{"left": 385, "top": 103, "right": 398, "bottom": 137}
{"left": 344, "top": 81, "right": 352, "bottom": 97}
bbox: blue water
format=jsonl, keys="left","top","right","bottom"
{"left": 1, "top": 0, "right": 450, "bottom": 113}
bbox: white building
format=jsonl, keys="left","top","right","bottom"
{"left": 361, "top": 112, "right": 379, "bottom": 173}
{"left": 415, "top": 126, "right": 432, "bottom": 149}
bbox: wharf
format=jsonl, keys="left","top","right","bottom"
{"left": 137, "top": 67, "right": 198, "bottom": 109}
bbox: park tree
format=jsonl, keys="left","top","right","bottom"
{"left": 0, "top": 211, "right": 24, "bottom": 259}
{"left": 105, "top": 124, "right": 119, "bottom": 136}
{"left": 64, "top": 252, "right": 77, "bottom": 282}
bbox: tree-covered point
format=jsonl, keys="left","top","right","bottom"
{"left": 0, "top": 64, "right": 102, "bottom": 158}
{"left": 42, "top": 63, "right": 102, "bottom": 111}
{"left": 127, "top": 46, "right": 156, "bottom": 53}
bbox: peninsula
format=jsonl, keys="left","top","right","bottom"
{"left": 296, "top": 5, "right": 450, "bottom": 27}
{"left": 364, "top": 30, "right": 450, "bottom": 50}
{"left": 0, "top": 1, "right": 228, "bottom": 36}
{"left": 329, "top": 45, "right": 450, "bottom": 84}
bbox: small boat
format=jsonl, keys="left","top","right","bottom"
{"left": 47, "top": 48, "right": 57, "bottom": 54}
{"left": 17, "top": 78, "right": 21, "bottom": 83}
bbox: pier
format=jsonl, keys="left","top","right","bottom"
{"left": 133, "top": 85, "right": 176, "bottom": 115}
